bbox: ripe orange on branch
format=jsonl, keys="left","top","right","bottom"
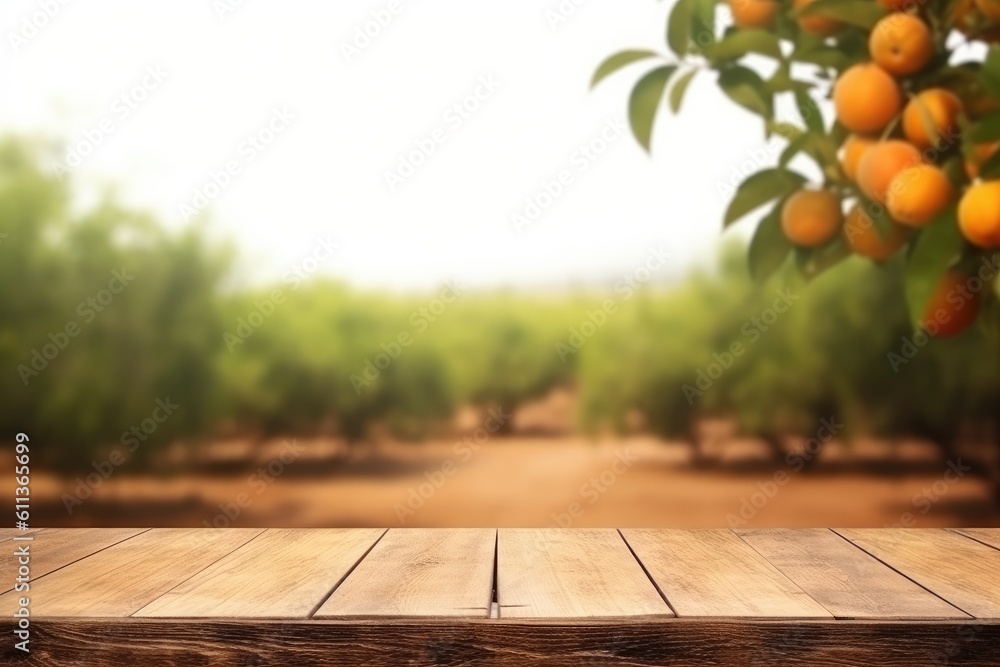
{"left": 794, "top": 0, "right": 843, "bottom": 35}
{"left": 921, "top": 271, "right": 981, "bottom": 338}
{"left": 843, "top": 206, "right": 908, "bottom": 260}
{"left": 886, "top": 164, "right": 954, "bottom": 227}
{"left": 595, "top": 0, "right": 1000, "bottom": 331}
{"left": 729, "top": 0, "right": 780, "bottom": 28}
{"left": 857, "top": 140, "right": 923, "bottom": 202}
{"left": 869, "top": 14, "right": 934, "bottom": 77}
{"left": 958, "top": 181, "right": 1000, "bottom": 247}
{"left": 781, "top": 189, "right": 843, "bottom": 247}
{"left": 902, "top": 89, "right": 963, "bottom": 150}
{"left": 841, "top": 135, "right": 878, "bottom": 182}
{"left": 834, "top": 65, "right": 902, "bottom": 134}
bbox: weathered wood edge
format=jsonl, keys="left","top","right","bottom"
{"left": 5, "top": 619, "right": 999, "bottom": 667}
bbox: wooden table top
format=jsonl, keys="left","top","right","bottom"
{"left": 3, "top": 527, "right": 999, "bottom": 665}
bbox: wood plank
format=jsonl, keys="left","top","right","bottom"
{"left": 0, "top": 528, "right": 262, "bottom": 617}
{"left": 836, "top": 529, "right": 1000, "bottom": 619}
{"left": 0, "top": 527, "right": 44, "bottom": 542}
{"left": 9, "top": 619, "right": 1000, "bottom": 666}
{"left": 620, "top": 529, "right": 831, "bottom": 618}
{"left": 952, "top": 528, "right": 1000, "bottom": 551}
{"left": 497, "top": 529, "right": 671, "bottom": 619}
{"left": 0, "top": 528, "right": 149, "bottom": 594}
{"left": 135, "top": 529, "right": 385, "bottom": 618}
{"left": 736, "top": 528, "right": 966, "bottom": 619}
{"left": 315, "top": 528, "right": 495, "bottom": 619}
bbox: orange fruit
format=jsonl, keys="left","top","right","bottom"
{"left": 729, "top": 0, "right": 780, "bottom": 28}
{"left": 841, "top": 135, "right": 878, "bottom": 182}
{"left": 965, "top": 142, "right": 1000, "bottom": 180}
{"left": 902, "top": 89, "right": 963, "bottom": 150}
{"left": 794, "top": 0, "right": 843, "bottom": 35}
{"left": 869, "top": 14, "right": 934, "bottom": 77}
{"left": 781, "top": 189, "right": 843, "bottom": 247}
{"left": 921, "top": 271, "right": 980, "bottom": 338}
{"left": 976, "top": 0, "right": 1000, "bottom": 21}
{"left": 833, "top": 65, "right": 902, "bottom": 134}
{"left": 843, "top": 205, "right": 908, "bottom": 260}
{"left": 857, "top": 140, "right": 923, "bottom": 202}
{"left": 958, "top": 181, "right": 1000, "bottom": 247}
{"left": 886, "top": 165, "right": 955, "bottom": 227}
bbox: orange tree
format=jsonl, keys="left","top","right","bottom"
{"left": 594, "top": 0, "right": 1000, "bottom": 335}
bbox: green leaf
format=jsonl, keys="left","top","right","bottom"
{"left": 979, "top": 290, "right": 1000, "bottom": 342}
{"left": 982, "top": 47, "right": 1000, "bottom": 101}
{"left": 792, "top": 45, "right": 852, "bottom": 70}
{"left": 904, "top": 205, "right": 963, "bottom": 328}
{"left": 812, "top": 134, "right": 840, "bottom": 169}
{"left": 795, "top": 89, "right": 824, "bottom": 134}
{"left": 705, "top": 29, "right": 783, "bottom": 64}
{"left": 794, "top": 237, "right": 852, "bottom": 282}
{"left": 777, "top": 131, "right": 831, "bottom": 171}
{"left": 591, "top": 50, "right": 660, "bottom": 88}
{"left": 724, "top": 168, "right": 806, "bottom": 227}
{"left": 669, "top": 69, "right": 698, "bottom": 113}
{"left": 767, "top": 121, "right": 804, "bottom": 141}
{"left": 969, "top": 115, "right": 1000, "bottom": 143}
{"left": 692, "top": 0, "right": 718, "bottom": 49}
{"left": 765, "top": 61, "right": 796, "bottom": 93}
{"left": 718, "top": 66, "right": 774, "bottom": 119}
{"left": 779, "top": 133, "right": 813, "bottom": 167}
{"left": 855, "top": 196, "right": 894, "bottom": 239}
{"left": 628, "top": 65, "right": 677, "bottom": 152}
{"left": 748, "top": 204, "right": 794, "bottom": 282}
{"left": 667, "top": 0, "right": 693, "bottom": 56}
{"left": 796, "top": 0, "right": 887, "bottom": 30}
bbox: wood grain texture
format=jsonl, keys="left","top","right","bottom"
{"left": 5, "top": 619, "right": 999, "bottom": 667}
{"left": 315, "top": 528, "right": 495, "bottom": 619}
{"left": 952, "top": 528, "right": 1000, "bottom": 551}
{"left": 497, "top": 529, "right": 671, "bottom": 619}
{"left": 621, "top": 529, "right": 831, "bottom": 618}
{"left": 135, "top": 529, "right": 385, "bottom": 618}
{"left": 0, "top": 528, "right": 44, "bottom": 542}
{"left": 0, "top": 528, "right": 263, "bottom": 617}
{"left": 736, "top": 528, "right": 967, "bottom": 619}
{"left": 1, "top": 528, "right": 148, "bottom": 594}
{"left": 836, "top": 529, "right": 1000, "bottom": 619}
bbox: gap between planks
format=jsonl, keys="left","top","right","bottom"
{"left": 306, "top": 529, "right": 389, "bottom": 619}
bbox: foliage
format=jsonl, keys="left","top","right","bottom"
{"left": 594, "top": 0, "right": 1000, "bottom": 328}
{"left": 2, "top": 137, "right": 999, "bottom": 475}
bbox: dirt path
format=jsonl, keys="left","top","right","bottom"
{"left": 31, "top": 436, "right": 1000, "bottom": 528}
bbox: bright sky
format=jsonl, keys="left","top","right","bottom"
{"left": 1, "top": 0, "right": 790, "bottom": 292}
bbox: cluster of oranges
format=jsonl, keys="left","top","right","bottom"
{"left": 599, "top": 0, "right": 1000, "bottom": 334}
{"left": 776, "top": 3, "right": 1000, "bottom": 250}
{"left": 726, "top": 0, "right": 1000, "bottom": 334}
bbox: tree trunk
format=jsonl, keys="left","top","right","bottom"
{"left": 760, "top": 431, "right": 786, "bottom": 462}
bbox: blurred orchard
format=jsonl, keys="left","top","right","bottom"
{"left": 2, "top": 132, "right": 1000, "bottom": 515}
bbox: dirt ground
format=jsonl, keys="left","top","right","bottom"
{"left": 32, "top": 434, "right": 1000, "bottom": 528}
